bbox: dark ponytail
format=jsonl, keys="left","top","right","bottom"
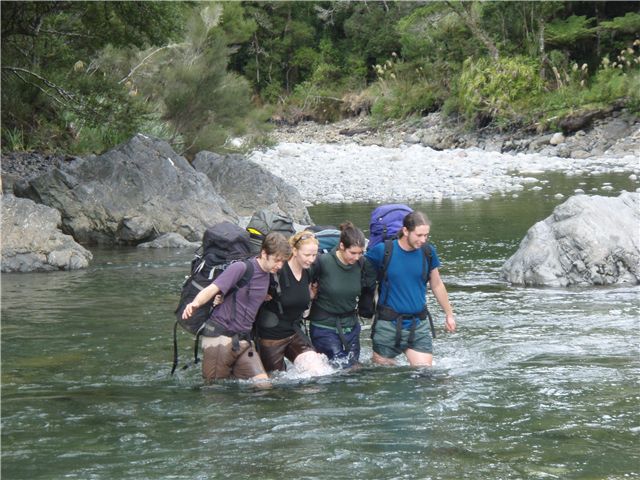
{"left": 339, "top": 221, "right": 366, "bottom": 249}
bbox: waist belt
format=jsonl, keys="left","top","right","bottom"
{"left": 202, "top": 320, "right": 253, "bottom": 352}
{"left": 312, "top": 305, "right": 358, "bottom": 320}
{"left": 311, "top": 305, "right": 358, "bottom": 351}
{"left": 377, "top": 305, "right": 428, "bottom": 322}
{"left": 375, "top": 305, "right": 434, "bottom": 348}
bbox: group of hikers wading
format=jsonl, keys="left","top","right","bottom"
{"left": 180, "top": 209, "right": 456, "bottom": 386}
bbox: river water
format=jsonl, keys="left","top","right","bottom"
{"left": 2, "top": 171, "right": 639, "bottom": 479}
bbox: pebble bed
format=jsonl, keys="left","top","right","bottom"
{"left": 248, "top": 142, "right": 640, "bottom": 204}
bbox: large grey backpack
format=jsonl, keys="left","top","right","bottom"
{"left": 246, "top": 209, "right": 296, "bottom": 253}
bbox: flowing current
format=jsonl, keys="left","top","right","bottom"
{"left": 2, "top": 145, "right": 639, "bottom": 479}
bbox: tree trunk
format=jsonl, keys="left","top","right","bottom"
{"left": 447, "top": 1, "right": 499, "bottom": 60}
{"left": 539, "top": 18, "right": 547, "bottom": 81}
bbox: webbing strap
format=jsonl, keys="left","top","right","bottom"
{"left": 292, "top": 320, "right": 313, "bottom": 347}
{"left": 171, "top": 321, "right": 179, "bottom": 375}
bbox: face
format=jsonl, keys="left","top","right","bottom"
{"left": 405, "top": 224, "right": 430, "bottom": 249}
{"left": 262, "top": 253, "right": 286, "bottom": 273}
{"left": 339, "top": 243, "right": 364, "bottom": 265}
{"left": 292, "top": 242, "right": 318, "bottom": 269}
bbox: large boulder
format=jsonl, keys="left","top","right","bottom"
{"left": 502, "top": 192, "right": 640, "bottom": 286}
{"left": 192, "top": 151, "right": 311, "bottom": 224}
{"left": 2, "top": 194, "right": 93, "bottom": 272}
{"left": 14, "top": 134, "right": 235, "bottom": 244}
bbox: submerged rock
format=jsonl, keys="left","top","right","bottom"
{"left": 2, "top": 194, "right": 93, "bottom": 272}
{"left": 502, "top": 192, "right": 640, "bottom": 286}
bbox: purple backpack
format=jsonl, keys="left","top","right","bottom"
{"left": 368, "top": 204, "right": 413, "bottom": 249}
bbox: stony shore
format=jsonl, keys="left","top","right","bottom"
{"left": 269, "top": 110, "right": 639, "bottom": 158}
{"left": 2, "top": 111, "right": 638, "bottom": 200}
{"left": 249, "top": 112, "right": 640, "bottom": 204}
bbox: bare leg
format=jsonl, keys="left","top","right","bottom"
{"left": 250, "top": 372, "right": 272, "bottom": 389}
{"left": 293, "top": 351, "right": 332, "bottom": 376}
{"left": 372, "top": 351, "right": 398, "bottom": 366}
{"left": 405, "top": 349, "right": 432, "bottom": 367}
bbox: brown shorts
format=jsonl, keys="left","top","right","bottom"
{"left": 201, "top": 336, "right": 267, "bottom": 382}
{"left": 258, "top": 332, "right": 315, "bottom": 372}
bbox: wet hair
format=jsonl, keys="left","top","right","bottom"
{"left": 261, "top": 231, "right": 292, "bottom": 259}
{"left": 339, "top": 221, "right": 366, "bottom": 250}
{"left": 398, "top": 211, "right": 432, "bottom": 238}
{"left": 290, "top": 230, "right": 319, "bottom": 249}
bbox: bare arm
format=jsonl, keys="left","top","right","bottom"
{"left": 428, "top": 268, "right": 456, "bottom": 332}
{"left": 181, "top": 282, "right": 221, "bottom": 320}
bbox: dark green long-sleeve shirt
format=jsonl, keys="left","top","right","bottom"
{"left": 308, "top": 249, "right": 364, "bottom": 330}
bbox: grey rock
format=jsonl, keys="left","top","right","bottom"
{"left": 483, "top": 138, "right": 503, "bottom": 152}
{"left": 14, "top": 134, "right": 235, "bottom": 245}
{"left": 137, "top": 232, "right": 199, "bottom": 249}
{"left": 1, "top": 194, "right": 93, "bottom": 272}
{"left": 192, "top": 151, "right": 310, "bottom": 224}
{"left": 555, "top": 146, "right": 572, "bottom": 158}
{"left": 550, "top": 132, "right": 565, "bottom": 145}
{"left": 528, "top": 134, "right": 554, "bottom": 151}
{"left": 570, "top": 149, "right": 591, "bottom": 159}
{"left": 603, "top": 118, "right": 631, "bottom": 139}
{"left": 502, "top": 192, "right": 640, "bottom": 286}
{"left": 404, "top": 133, "right": 422, "bottom": 144}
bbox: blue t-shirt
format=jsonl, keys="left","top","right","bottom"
{"left": 365, "top": 240, "right": 441, "bottom": 318}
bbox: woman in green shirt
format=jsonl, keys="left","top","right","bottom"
{"left": 308, "top": 221, "right": 366, "bottom": 368}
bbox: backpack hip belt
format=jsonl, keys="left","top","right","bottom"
{"left": 375, "top": 304, "right": 431, "bottom": 349}
{"left": 312, "top": 304, "right": 359, "bottom": 321}
{"left": 203, "top": 320, "right": 254, "bottom": 352}
{"left": 376, "top": 304, "right": 428, "bottom": 322}
{"left": 310, "top": 305, "right": 358, "bottom": 351}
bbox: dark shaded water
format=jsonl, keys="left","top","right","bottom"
{"left": 2, "top": 172, "right": 639, "bottom": 479}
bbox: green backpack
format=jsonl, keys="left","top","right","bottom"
{"left": 246, "top": 209, "right": 296, "bottom": 254}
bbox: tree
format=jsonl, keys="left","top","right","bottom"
{"left": 1, "top": 1, "right": 189, "bottom": 152}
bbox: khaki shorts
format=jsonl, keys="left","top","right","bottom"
{"left": 201, "top": 336, "right": 267, "bottom": 382}
{"left": 258, "top": 332, "right": 315, "bottom": 372}
{"left": 372, "top": 319, "right": 433, "bottom": 358}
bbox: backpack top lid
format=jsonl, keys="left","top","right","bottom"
{"left": 313, "top": 228, "right": 341, "bottom": 254}
{"left": 247, "top": 209, "right": 295, "bottom": 237}
{"left": 202, "top": 221, "right": 252, "bottom": 263}
{"left": 246, "top": 209, "right": 296, "bottom": 254}
{"left": 368, "top": 204, "right": 413, "bottom": 250}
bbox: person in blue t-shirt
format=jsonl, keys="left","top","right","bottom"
{"left": 364, "top": 211, "right": 456, "bottom": 367}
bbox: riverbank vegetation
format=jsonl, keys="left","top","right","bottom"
{"left": 2, "top": 1, "right": 639, "bottom": 156}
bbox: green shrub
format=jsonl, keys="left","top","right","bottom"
{"left": 456, "top": 56, "right": 544, "bottom": 127}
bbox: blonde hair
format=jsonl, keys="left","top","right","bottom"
{"left": 290, "top": 230, "right": 319, "bottom": 250}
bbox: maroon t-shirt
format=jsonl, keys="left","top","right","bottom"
{"left": 210, "top": 257, "right": 270, "bottom": 333}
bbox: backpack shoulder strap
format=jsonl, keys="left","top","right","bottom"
{"left": 227, "top": 259, "right": 254, "bottom": 296}
{"left": 271, "top": 269, "right": 284, "bottom": 315}
{"left": 379, "top": 240, "right": 432, "bottom": 285}
{"left": 421, "top": 243, "right": 433, "bottom": 284}
{"left": 378, "top": 239, "right": 395, "bottom": 306}
{"left": 379, "top": 239, "right": 394, "bottom": 283}
{"left": 310, "top": 255, "right": 322, "bottom": 283}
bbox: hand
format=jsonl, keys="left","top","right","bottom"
{"left": 182, "top": 302, "right": 196, "bottom": 320}
{"left": 212, "top": 294, "right": 223, "bottom": 306}
{"left": 444, "top": 314, "right": 456, "bottom": 333}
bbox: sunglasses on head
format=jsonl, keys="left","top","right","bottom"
{"left": 294, "top": 233, "right": 315, "bottom": 247}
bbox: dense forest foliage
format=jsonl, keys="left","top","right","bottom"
{"left": 2, "top": 1, "right": 639, "bottom": 156}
